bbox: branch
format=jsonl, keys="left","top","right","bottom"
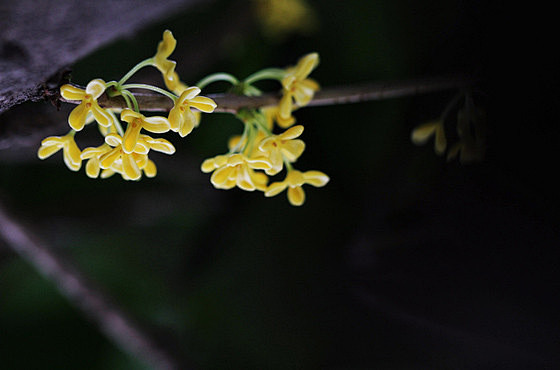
{"left": 62, "top": 75, "right": 472, "bottom": 113}
{"left": 0, "top": 202, "right": 184, "bottom": 370}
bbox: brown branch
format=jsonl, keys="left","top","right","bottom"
{"left": 64, "top": 75, "right": 472, "bottom": 113}
{"left": 0, "top": 202, "right": 184, "bottom": 370}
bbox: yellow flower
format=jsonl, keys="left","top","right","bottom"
{"left": 37, "top": 133, "right": 82, "bottom": 171}
{"left": 152, "top": 30, "right": 188, "bottom": 94}
{"left": 120, "top": 109, "right": 171, "bottom": 154}
{"left": 201, "top": 153, "right": 270, "bottom": 191}
{"left": 410, "top": 120, "right": 446, "bottom": 155}
{"left": 265, "top": 169, "right": 329, "bottom": 206}
{"left": 258, "top": 125, "right": 305, "bottom": 175}
{"left": 254, "top": 0, "right": 318, "bottom": 39}
{"left": 261, "top": 105, "right": 296, "bottom": 129}
{"left": 100, "top": 153, "right": 157, "bottom": 180}
{"left": 279, "top": 53, "right": 320, "bottom": 122}
{"left": 80, "top": 143, "right": 113, "bottom": 178}
{"left": 60, "top": 79, "right": 112, "bottom": 131}
{"left": 169, "top": 87, "right": 217, "bottom": 137}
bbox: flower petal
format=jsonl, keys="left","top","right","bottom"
{"left": 178, "top": 109, "right": 196, "bottom": 137}
{"left": 168, "top": 106, "right": 183, "bottom": 132}
{"left": 91, "top": 102, "right": 112, "bottom": 127}
{"left": 85, "top": 158, "right": 101, "bottom": 178}
{"left": 279, "top": 125, "right": 304, "bottom": 140}
{"left": 281, "top": 139, "right": 305, "bottom": 162}
{"left": 60, "top": 84, "right": 85, "bottom": 100}
{"left": 279, "top": 94, "right": 293, "bottom": 119}
{"left": 144, "top": 159, "right": 157, "bottom": 178}
{"left": 190, "top": 96, "right": 217, "bottom": 113}
{"left": 105, "top": 133, "right": 123, "bottom": 147}
{"left": 122, "top": 120, "right": 143, "bottom": 154}
{"left": 99, "top": 147, "right": 121, "bottom": 169}
{"left": 120, "top": 108, "right": 142, "bottom": 123}
{"left": 303, "top": 170, "right": 330, "bottom": 187}
{"left": 287, "top": 186, "right": 305, "bottom": 206}
{"left": 146, "top": 138, "right": 175, "bottom": 154}
{"left": 264, "top": 181, "right": 287, "bottom": 197}
{"left": 294, "top": 53, "right": 319, "bottom": 81}
{"left": 38, "top": 144, "right": 62, "bottom": 159}
{"left": 68, "top": 102, "right": 89, "bottom": 131}
{"left": 122, "top": 153, "right": 141, "bottom": 180}
{"left": 411, "top": 122, "right": 438, "bottom": 145}
{"left": 179, "top": 86, "right": 201, "bottom": 102}
{"left": 142, "top": 116, "right": 171, "bottom": 133}
{"left": 85, "top": 79, "right": 106, "bottom": 99}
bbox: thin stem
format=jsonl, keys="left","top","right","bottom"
{"left": 121, "top": 92, "right": 133, "bottom": 110}
{"left": 244, "top": 68, "right": 285, "bottom": 85}
{"left": 118, "top": 59, "right": 154, "bottom": 86}
{"left": 122, "top": 84, "right": 177, "bottom": 102}
{"left": 122, "top": 90, "right": 139, "bottom": 112}
{"left": 196, "top": 73, "right": 239, "bottom": 89}
{"left": 108, "top": 110, "right": 124, "bottom": 137}
{"left": 67, "top": 75, "right": 473, "bottom": 113}
{"left": 0, "top": 203, "right": 181, "bottom": 370}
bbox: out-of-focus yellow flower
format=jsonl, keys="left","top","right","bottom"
{"left": 265, "top": 169, "right": 329, "bottom": 206}
{"left": 201, "top": 153, "right": 270, "bottom": 191}
{"left": 152, "top": 30, "right": 188, "bottom": 94}
{"left": 254, "top": 0, "right": 318, "bottom": 39}
{"left": 411, "top": 120, "right": 447, "bottom": 155}
{"left": 279, "top": 53, "right": 320, "bottom": 123}
{"left": 60, "top": 79, "right": 112, "bottom": 131}
{"left": 258, "top": 125, "right": 305, "bottom": 175}
{"left": 168, "top": 87, "right": 217, "bottom": 137}
{"left": 37, "top": 133, "right": 82, "bottom": 171}
{"left": 120, "top": 109, "right": 171, "bottom": 154}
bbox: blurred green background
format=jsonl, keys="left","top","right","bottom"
{"left": 1, "top": 1, "right": 559, "bottom": 369}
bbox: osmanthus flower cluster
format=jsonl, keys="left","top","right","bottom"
{"left": 38, "top": 30, "right": 328, "bottom": 206}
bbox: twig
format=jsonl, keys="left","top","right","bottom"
{"left": 0, "top": 202, "right": 183, "bottom": 370}
{"left": 63, "top": 75, "right": 472, "bottom": 113}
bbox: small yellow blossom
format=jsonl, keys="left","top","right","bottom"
{"left": 37, "top": 133, "right": 82, "bottom": 171}
{"left": 153, "top": 30, "right": 188, "bottom": 94}
{"left": 261, "top": 105, "right": 296, "bottom": 129}
{"left": 254, "top": 0, "right": 318, "bottom": 39}
{"left": 279, "top": 53, "right": 320, "bottom": 123}
{"left": 169, "top": 87, "right": 217, "bottom": 137}
{"left": 80, "top": 143, "right": 113, "bottom": 178}
{"left": 201, "top": 153, "right": 271, "bottom": 191}
{"left": 410, "top": 120, "right": 447, "bottom": 155}
{"left": 265, "top": 169, "right": 329, "bottom": 206}
{"left": 258, "top": 125, "right": 305, "bottom": 175}
{"left": 60, "top": 79, "right": 112, "bottom": 131}
{"left": 120, "top": 109, "right": 171, "bottom": 154}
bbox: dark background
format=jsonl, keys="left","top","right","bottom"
{"left": 1, "top": 1, "right": 558, "bottom": 369}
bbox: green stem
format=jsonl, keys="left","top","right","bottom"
{"left": 196, "top": 73, "right": 239, "bottom": 89}
{"left": 253, "top": 111, "right": 272, "bottom": 136}
{"left": 121, "top": 84, "right": 177, "bottom": 102}
{"left": 285, "top": 161, "right": 294, "bottom": 172}
{"left": 118, "top": 58, "right": 154, "bottom": 86}
{"left": 244, "top": 68, "right": 285, "bottom": 85}
{"left": 121, "top": 92, "right": 133, "bottom": 110}
{"left": 107, "top": 110, "right": 124, "bottom": 136}
{"left": 122, "top": 90, "right": 139, "bottom": 112}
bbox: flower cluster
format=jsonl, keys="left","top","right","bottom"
{"left": 200, "top": 52, "right": 328, "bottom": 206}
{"left": 38, "top": 30, "right": 328, "bottom": 206}
{"left": 39, "top": 30, "right": 215, "bottom": 181}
